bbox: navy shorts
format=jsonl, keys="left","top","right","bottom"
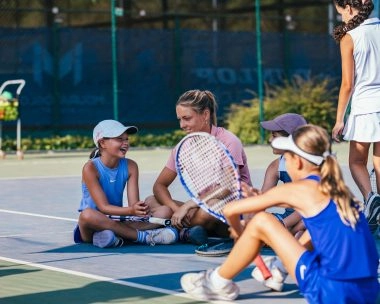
{"left": 73, "top": 225, "right": 83, "bottom": 243}
{"left": 295, "top": 250, "right": 379, "bottom": 303}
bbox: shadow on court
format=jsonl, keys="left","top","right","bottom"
{"left": 40, "top": 243, "right": 197, "bottom": 254}
{"left": 0, "top": 260, "right": 303, "bottom": 304}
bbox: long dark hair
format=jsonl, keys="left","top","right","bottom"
{"left": 333, "top": 0, "right": 374, "bottom": 42}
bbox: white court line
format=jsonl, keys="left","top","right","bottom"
{"left": 0, "top": 208, "right": 77, "bottom": 222}
{"left": 0, "top": 208, "right": 230, "bottom": 304}
{"left": 0, "top": 171, "right": 159, "bottom": 181}
{"left": 0, "top": 175, "right": 80, "bottom": 180}
{"left": 0, "top": 256, "right": 229, "bottom": 304}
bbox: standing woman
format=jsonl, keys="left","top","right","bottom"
{"left": 331, "top": 0, "right": 380, "bottom": 232}
{"left": 146, "top": 90, "right": 252, "bottom": 244}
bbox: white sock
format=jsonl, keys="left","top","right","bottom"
{"left": 273, "top": 258, "right": 287, "bottom": 274}
{"left": 210, "top": 267, "right": 231, "bottom": 289}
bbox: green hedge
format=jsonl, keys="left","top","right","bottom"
{"left": 226, "top": 76, "right": 338, "bottom": 144}
{"left": 0, "top": 130, "right": 186, "bottom": 152}
{"left": 1, "top": 77, "right": 338, "bottom": 151}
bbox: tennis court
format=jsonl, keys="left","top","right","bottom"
{"left": 0, "top": 144, "right": 379, "bottom": 304}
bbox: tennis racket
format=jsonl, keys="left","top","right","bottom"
{"left": 175, "top": 132, "right": 272, "bottom": 279}
{"left": 109, "top": 215, "right": 171, "bottom": 226}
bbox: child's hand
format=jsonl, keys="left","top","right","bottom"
{"left": 171, "top": 205, "right": 190, "bottom": 229}
{"left": 228, "top": 226, "right": 241, "bottom": 241}
{"left": 132, "top": 201, "right": 150, "bottom": 216}
{"left": 241, "top": 181, "right": 261, "bottom": 198}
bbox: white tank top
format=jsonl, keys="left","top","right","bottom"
{"left": 348, "top": 18, "right": 380, "bottom": 115}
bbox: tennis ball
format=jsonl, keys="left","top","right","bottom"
{"left": 1, "top": 91, "right": 13, "bottom": 100}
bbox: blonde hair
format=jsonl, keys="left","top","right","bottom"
{"left": 176, "top": 90, "right": 218, "bottom": 126}
{"left": 293, "top": 124, "right": 362, "bottom": 228}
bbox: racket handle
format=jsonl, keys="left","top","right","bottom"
{"left": 253, "top": 255, "right": 272, "bottom": 280}
{"left": 148, "top": 217, "right": 172, "bottom": 226}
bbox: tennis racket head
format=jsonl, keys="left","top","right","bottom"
{"left": 175, "top": 132, "right": 242, "bottom": 223}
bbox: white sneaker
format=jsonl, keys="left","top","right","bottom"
{"left": 145, "top": 227, "right": 178, "bottom": 246}
{"left": 180, "top": 269, "right": 239, "bottom": 301}
{"left": 93, "top": 230, "right": 124, "bottom": 248}
{"left": 251, "top": 256, "right": 287, "bottom": 292}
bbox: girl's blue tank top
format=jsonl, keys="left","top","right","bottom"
{"left": 78, "top": 158, "right": 129, "bottom": 211}
{"left": 303, "top": 175, "right": 378, "bottom": 279}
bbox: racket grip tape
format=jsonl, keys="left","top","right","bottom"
{"left": 253, "top": 255, "right": 272, "bottom": 280}
{"left": 149, "top": 217, "right": 172, "bottom": 226}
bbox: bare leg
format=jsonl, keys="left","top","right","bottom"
{"left": 79, "top": 208, "right": 144, "bottom": 242}
{"left": 282, "top": 211, "right": 302, "bottom": 228}
{"left": 189, "top": 208, "right": 229, "bottom": 237}
{"left": 218, "top": 212, "right": 307, "bottom": 282}
{"left": 125, "top": 197, "right": 174, "bottom": 230}
{"left": 372, "top": 142, "right": 380, "bottom": 194}
{"left": 145, "top": 194, "right": 229, "bottom": 236}
{"left": 349, "top": 141, "right": 371, "bottom": 200}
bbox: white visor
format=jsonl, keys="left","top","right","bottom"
{"left": 271, "top": 135, "right": 324, "bottom": 166}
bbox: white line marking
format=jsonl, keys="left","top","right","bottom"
{"left": 0, "top": 209, "right": 77, "bottom": 222}
{"left": 0, "top": 175, "right": 80, "bottom": 180}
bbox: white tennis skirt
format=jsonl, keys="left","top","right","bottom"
{"left": 343, "top": 112, "right": 380, "bottom": 142}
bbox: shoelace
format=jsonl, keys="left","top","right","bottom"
{"left": 192, "top": 271, "right": 208, "bottom": 287}
{"left": 146, "top": 230, "right": 158, "bottom": 246}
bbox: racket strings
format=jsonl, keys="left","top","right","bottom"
{"left": 177, "top": 134, "right": 240, "bottom": 217}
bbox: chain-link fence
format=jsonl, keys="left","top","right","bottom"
{"left": 0, "top": 0, "right": 345, "bottom": 138}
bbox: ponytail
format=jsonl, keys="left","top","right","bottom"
{"left": 320, "top": 154, "right": 362, "bottom": 228}
{"left": 293, "top": 125, "right": 362, "bottom": 228}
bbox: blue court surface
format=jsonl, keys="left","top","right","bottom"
{"left": 0, "top": 145, "right": 379, "bottom": 304}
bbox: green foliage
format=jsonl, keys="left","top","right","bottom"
{"left": 226, "top": 76, "right": 338, "bottom": 144}
{"left": 0, "top": 130, "right": 186, "bottom": 152}
{"left": 0, "top": 96, "right": 19, "bottom": 121}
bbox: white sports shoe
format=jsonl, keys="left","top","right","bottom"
{"left": 145, "top": 227, "right": 178, "bottom": 246}
{"left": 180, "top": 269, "right": 239, "bottom": 301}
{"left": 251, "top": 256, "right": 287, "bottom": 292}
{"left": 93, "top": 230, "right": 124, "bottom": 248}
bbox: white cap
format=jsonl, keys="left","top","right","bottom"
{"left": 93, "top": 120, "right": 138, "bottom": 147}
{"left": 271, "top": 135, "right": 324, "bottom": 166}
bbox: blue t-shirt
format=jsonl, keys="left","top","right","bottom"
{"left": 78, "top": 157, "right": 129, "bottom": 212}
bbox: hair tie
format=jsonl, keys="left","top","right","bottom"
{"left": 92, "top": 148, "right": 100, "bottom": 159}
{"left": 323, "top": 151, "right": 331, "bottom": 159}
{"left": 322, "top": 151, "right": 337, "bottom": 160}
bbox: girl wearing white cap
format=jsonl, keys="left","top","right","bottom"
{"left": 180, "top": 124, "right": 379, "bottom": 302}
{"left": 73, "top": 119, "right": 178, "bottom": 248}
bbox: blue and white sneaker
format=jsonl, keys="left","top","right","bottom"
{"left": 364, "top": 193, "right": 380, "bottom": 233}
{"left": 93, "top": 230, "right": 124, "bottom": 248}
{"left": 145, "top": 227, "right": 178, "bottom": 246}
